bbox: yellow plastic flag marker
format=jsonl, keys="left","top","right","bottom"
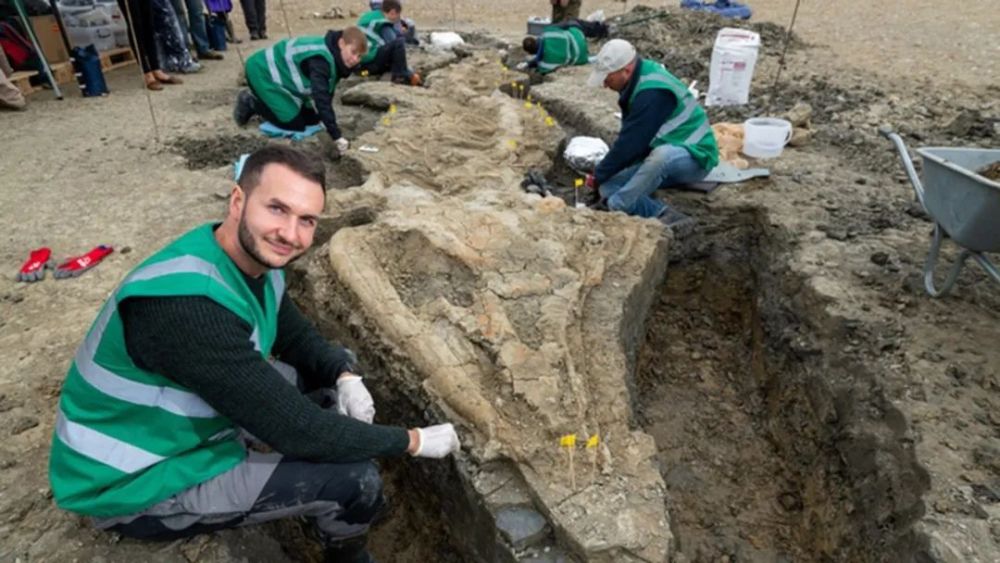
{"left": 506, "top": 139, "right": 518, "bottom": 150}
{"left": 545, "top": 116, "right": 555, "bottom": 127}
{"left": 587, "top": 434, "right": 599, "bottom": 484}
{"left": 524, "top": 101, "right": 533, "bottom": 109}
{"left": 360, "top": 70, "right": 369, "bottom": 78}
{"left": 381, "top": 116, "right": 392, "bottom": 126}
{"left": 574, "top": 178, "right": 584, "bottom": 189}
{"left": 388, "top": 104, "right": 397, "bottom": 114}
{"left": 560, "top": 434, "right": 577, "bottom": 489}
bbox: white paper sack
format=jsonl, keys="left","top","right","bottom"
{"left": 430, "top": 32, "right": 465, "bottom": 50}
{"left": 564, "top": 136, "right": 609, "bottom": 172}
{"left": 706, "top": 27, "right": 760, "bottom": 107}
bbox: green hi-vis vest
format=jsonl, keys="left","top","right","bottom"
{"left": 49, "top": 223, "right": 284, "bottom": 517}
{"left": 537, "top": 25, "right": 589, "bottom": 74}
{"left": 628, "top": 59, "right": 719, "bottom": 170}
{"left": 244, "top": 35, "right": 338, "bottom": 123}
{"left": 358, "top": 10, "right": 392, "bottom": 64}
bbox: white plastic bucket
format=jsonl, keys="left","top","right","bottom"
{"left": 742, "top": 117, "right": 792, "bottom": 159}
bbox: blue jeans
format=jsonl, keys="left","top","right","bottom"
{"left": 599, "top": 144, "right": 710, "bottom": 218}
{"left": 172, "top": 0, "right": 211, "bottom": 54}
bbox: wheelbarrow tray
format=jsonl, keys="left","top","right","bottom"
{"left": 917, "top": 147, "right": 1000, "bottom": 253}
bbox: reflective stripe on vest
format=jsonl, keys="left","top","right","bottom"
{"left": 631, "top": 61, "right": 712, "bottom": 147}
{"left": 538, "top": 30, "right": 577, "bottom": 71}
{"left": 56, "top": 410, "right": 165, "bottom": 474}
{"left": 265, "top": 38, "right": 330, "bottom": 96}
{"left": 57, "top": 253, "right": 285, "bottom": 474}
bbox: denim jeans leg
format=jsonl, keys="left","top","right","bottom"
{"left": 185, "top": 0, "right": 211, "bottom": 54}
{"left": 599, "top": 161, "right": 641, "bottom": 205}
{"left": 607, "top": 145, "right": 710, "bottom": 218}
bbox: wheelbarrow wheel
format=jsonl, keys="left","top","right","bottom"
{"left": 923, "top": 224, "right": 972, "bottom": 297}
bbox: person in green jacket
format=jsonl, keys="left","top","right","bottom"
{"left": 519, "top": 19, "right": 608, "bottom": 74}
{"left": 48, "top": 144, "right": 461, "bottom": 562}
{"left": 357, "top": 0, "right": 421, "bottom": 86}
{"left": 584, "top": 39, "right": 719, "bottom": 236}
{"left": 234, "top": 27, "right": 366, "bottom": 154}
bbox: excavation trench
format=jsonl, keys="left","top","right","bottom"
{"left": 254, "top": 40, "right": 926, "bottom": 562}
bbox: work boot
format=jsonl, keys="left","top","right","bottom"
{"left": 200, "top": 50, "right": 225, "bottom": 60}
{"left": 657, "top": 207, "right": 697, "bottom": 238}
{"left": 233, "top": 89, "right": 258, "bottom": 126}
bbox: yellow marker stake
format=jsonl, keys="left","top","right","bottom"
{"left": 545, "top": 116, "right": 555, "bottom": 127}
{"left": 360, "top": 70, "right": 369, "bottom": 78}
{"left": 524, "top": 101, "right": 533, "bottom": 109}
{"left": 382, "top": 116, "right": 391, "bottom": 127}
{"left": 587, "top": 434, "right": 599, "bottom": 484}
{"left": 506, "top": 139, "right": 518, "bottom": 150}
{"left": 560, "top": 434, "right": 577, "bottom": 490}
{"left": 517, "top": 84, "right": 525, "bottom": 100}
{"left": 574, "top": 178, "right": 583, "bottom": 207}
{"left": 389, "top": 104, "right": 397, "bottom": 114}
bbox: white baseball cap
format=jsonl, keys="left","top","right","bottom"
{"left": 587, "top": 39, "right": 637, "bottom": 87}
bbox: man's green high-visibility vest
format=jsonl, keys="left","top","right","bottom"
{"left": 358, "top": 10, "right": 393, "bottom": 64}
{"left": 244, "top": 36, "right": 338, "bottom": 123}
{"left": 49, "top": 223, "right": 283, "bottom": 517}
{"left": 537, "top": 25, "right": 589, "bottom": 74}
{"left": 628, "top": 59, "right": 719, "bottom": 170}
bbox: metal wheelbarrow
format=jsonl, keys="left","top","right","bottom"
{"left": 881, "top": 127, "right": 1000, "bottom": 297}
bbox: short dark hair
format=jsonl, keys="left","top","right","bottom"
{"left": 522, "top": 36, "right": 539, "bottom": 54}
{"left": 381, "top": 0, "right": 401, "bottom": 13}
{"left": 238, "top": 144, "right": 326, "bottom": 195}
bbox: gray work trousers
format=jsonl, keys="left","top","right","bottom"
{"left": 92, "top": 362, "right": 384, "bottom": 544}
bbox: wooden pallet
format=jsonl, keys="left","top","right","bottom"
{"left": 9, "top": 70, "right": 40, "bottom": 95}
{"left": 99, "top": 47, "right": 136, "bottom": 71}
{"left": 50, "top": 61, "right": 75, "bottom": 85}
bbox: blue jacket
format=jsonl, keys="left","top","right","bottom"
{"left": 594, "top": 57, "right": 678, "bottom": 185}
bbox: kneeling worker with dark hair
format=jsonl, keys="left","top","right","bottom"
{"left": 234, "top": 27, "right": 368, "bottom": 155}
{"left": 48, "top": 144, "right": 461, "bottom": 563}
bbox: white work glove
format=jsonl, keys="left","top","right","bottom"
{"left": 335, "top": 137, "right": 350, "bottom": 153}
{"left": 412, "top": 423, "right": 460, "bottom": 458}
{"left": 515, "top": 61, "right": 528, "bottom": 71}
{"left": 336, "top": 375, "right": 375, "bottom": 423}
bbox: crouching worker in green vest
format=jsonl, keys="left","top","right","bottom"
{"left": 234, "top": 27, "right": 367, "bottom": 155}
{"left": 357, "top": 0, "right": 422, "bottom": 86}
{"left": 584, "top": 39, "right": 719, "bottom": 238}
{"left": 48, "top": 145, "right": 461, "bottom": 562}
{"left": 519, "top": 19, "right": 608, "bottom": 74}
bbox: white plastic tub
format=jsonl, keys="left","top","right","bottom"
{"left": 742, "top": 117, "right": 791, "bottom": 159}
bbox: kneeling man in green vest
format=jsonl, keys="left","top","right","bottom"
{"left": 234, "top": 27, "right": 367, "bottom": 154}
{"left": 357, "top": 0, "right": 422, "bottom": 86}
{"left": 584, "top": 39, "right": 719, "bottom": 237}
{"left": 49, "top": 145, "right": 460, "bottom": 562}
{"left": 519, "top": 18, "right": 608, "bottom": 74}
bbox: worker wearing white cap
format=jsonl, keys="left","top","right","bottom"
{"left": 585, "top": 39, "right": 719, "bottom": 236}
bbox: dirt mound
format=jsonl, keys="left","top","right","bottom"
{"left": 169, "top": 134, "right": 270, "bottom": 169}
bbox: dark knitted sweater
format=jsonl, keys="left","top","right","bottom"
{"left": 119, "top": 272, "right": 409, "bottom": 463}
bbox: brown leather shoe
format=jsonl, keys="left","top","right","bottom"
{"left": 145, "top": 79, "right": 163, "bottom": 91}
{"left": 409, "top": 72, "right": 422, "bottom": 87}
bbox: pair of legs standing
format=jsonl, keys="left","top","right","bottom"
{"left": 116, "top": 0, "right": 181, "bottom": 89}
{"left": 240, "top": 0, "right": 267, "bottom": 39}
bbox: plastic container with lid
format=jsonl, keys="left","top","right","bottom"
{"left": 742, "top": 117, "right": 791, "bottom": 159}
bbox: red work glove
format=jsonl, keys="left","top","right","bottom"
{"left": 585, "top": 173, "right": 596, "bottom": 189}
